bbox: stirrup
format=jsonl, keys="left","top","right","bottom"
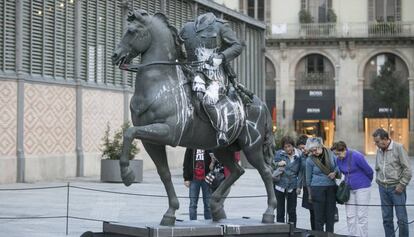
{"left": 218, "top": 132, "right": 228, "bottom": 146}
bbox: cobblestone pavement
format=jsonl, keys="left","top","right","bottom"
{"left": 0, "top": 156, "right": 413, "bottom": 237}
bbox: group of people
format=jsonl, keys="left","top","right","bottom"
{"left": 273, "top": 128, "right": 412, "bottom": 237}
{"left": 181, "top": 128, "right": 412, "bottom": 236}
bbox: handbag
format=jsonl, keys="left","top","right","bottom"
{"left": 336, "top": 151, "right": 352, "bottom": 204}
{"left": 336, "top": 180, "right": 351, "bottom": 204}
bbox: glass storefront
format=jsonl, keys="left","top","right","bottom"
{"left": 364, "top": 118, "right": 409, "bottom": 155}
{"left": 295, "top": 120, "right": 335, "bottom": 148}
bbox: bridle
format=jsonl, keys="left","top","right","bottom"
{"left": 119, "top": 60, "right": 206, "bottom": 73}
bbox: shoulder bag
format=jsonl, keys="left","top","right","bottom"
{"left": 336, "top": 151, "right": 352, "bottom": 204}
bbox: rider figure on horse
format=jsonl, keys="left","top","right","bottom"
{"left": 179, "top": 12, "right": 243, "bottom": 145}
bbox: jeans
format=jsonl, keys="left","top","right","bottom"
{"left": 311, "top": 185, "right": 337, "bottom": 233}
{"left": 189, "top": 179, "right": 212, "bottom": 220}
{"left": 345, "top": 187, "right": 371, "bottom": 237}
{"left": 275, "top": 189, "right": 297, "bottom": 226}
{"left": 379, "top": 184, "right": 409, "bottom": 237}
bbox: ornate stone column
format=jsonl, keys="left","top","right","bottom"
{"left": 356, "top": 77, "right": 365, "bottom": 152}
{"left": 408, "top": 77, "right": 414, "bottom": 156}
{"left": 275, "top": 76, "right": 282, "bottom": 129}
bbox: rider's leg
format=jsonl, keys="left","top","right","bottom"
{"left": 203, "top": 82, "right": 228, "bottom": 145}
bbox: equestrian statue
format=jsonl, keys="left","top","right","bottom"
{"left": 111, "top": 9, "right": 276, "bottom": 226}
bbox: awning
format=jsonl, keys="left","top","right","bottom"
{"left": 293, "top": 90, "right": 335, "bottom": 120}
{"left": 363, "top": 90, "right": 408, "bottom": 118}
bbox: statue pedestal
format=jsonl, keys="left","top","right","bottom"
{"left": 81, "top": 219, "right": 350, "bottom": 237}
{"left": 82, "top": 219, "right": 296, "bottom": 237}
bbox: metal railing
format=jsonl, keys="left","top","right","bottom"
{"left": 270, "top": 21, "right": 414, "bottom": 39}
{"left": 364, "top": 70, "right": 406, "bottom": 89}
{"left": 296, "top": 72, "right": 335, "bottom": 89}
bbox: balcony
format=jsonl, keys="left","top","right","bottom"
{"left": 270, "top": 21, "right": 414, "bottom": 39}
{"left": 296, "top": 72, "right": 335, "bottom": 90}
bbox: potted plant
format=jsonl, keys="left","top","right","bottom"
{"left": 299, "top": 9, "right": 313, "bottom": 24}
{"left": 327, "top": 9, "right": 337, "bottom": 23}
{"left": 298, "top": 9, "right": 313, "bottom": 36}
{"left": 100, "top": 122, "right": 143, "bottom": 182}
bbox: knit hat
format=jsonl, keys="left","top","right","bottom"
{"left": 305, "top": 137, "right": 324, "bottom": 150}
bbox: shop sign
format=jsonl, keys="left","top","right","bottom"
{"left": 378, "top": 108, "right": 392, "bottom": 113}
{"left": 309, "top": 90, "right": 323, "bottom": 97}
{"left": 307, "top": 108, "right": 320, "bottom": 113}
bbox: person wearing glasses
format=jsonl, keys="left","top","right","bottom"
{"left": 305, "top": 137, "right": 340, "bottom": 233}
{"left": 331, "top": 141, "right": 373, "bottom": 237}
{"left": 373, "top": 128, "right": 412, "bottom": 237}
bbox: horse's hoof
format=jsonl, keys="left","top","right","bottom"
{"left": 261, "top": 213, "right": 275, "bottom": 223}
{"left": 160, "top": 214, "right": 176, "bottom": 226}
{"left": 121, "top": 168, "right": 135, "bottom": 186}
{"left": 212, "top": 208, "right": 227, "bottom": 222}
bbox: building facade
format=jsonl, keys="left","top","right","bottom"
{"left": 221, "top": 0, "right": 414, "bottom": 154}
{"left": 0, "top": 0, "right": 265, "bottom": 183}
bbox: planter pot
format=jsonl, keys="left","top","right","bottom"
{"left": 100, "top": 159, "right": 143, "bottom": 183}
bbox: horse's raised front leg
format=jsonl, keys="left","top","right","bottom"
{"left": 119, "top": 123, "right": 170, "bottom": 186}
{"left": 210, "top": 149, "right": 245, "bottom": 222}
{"left": 142, "top": 142, "right": 179, "bottom": 226}
{"left": 243, "top": 146, "right": 276, "bottom": 223}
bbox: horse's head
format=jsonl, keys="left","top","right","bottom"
{"left": 112, "top": 9, "right": 185, "bottom": 66}
{"left": 112, "top": 9, "right": 152, "bottom": 66}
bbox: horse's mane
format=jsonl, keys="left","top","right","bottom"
{"left": 153, "top": 13, "right": 187, "bottom": 62}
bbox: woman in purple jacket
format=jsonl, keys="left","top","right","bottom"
{"left": 331, "top": 141, "right": 373, "bottom": 237}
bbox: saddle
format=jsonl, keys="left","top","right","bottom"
{"left": 195, "top": 86, "right": 246, "bottom": 145}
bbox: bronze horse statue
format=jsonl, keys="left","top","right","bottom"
{"left": 111, "top": 10, "right": 276, "bottom": 226}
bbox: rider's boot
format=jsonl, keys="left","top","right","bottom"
{"left": 204, "top": 104, "right": 228, "bottom": 145}
{"left": 218, "top": 132, "right": 228, "bottom": 146}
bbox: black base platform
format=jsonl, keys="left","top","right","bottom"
{"left": 80, "top": 219, "right": 350, "bottom": 237}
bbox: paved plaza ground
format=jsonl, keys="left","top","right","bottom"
{"left": 0, "top": 156, "right": 413, "bottom": 237}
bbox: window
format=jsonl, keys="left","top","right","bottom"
{"left": 307, "top": 54, "right": 324, "bottom": 73}
{"left": 257, "top": 0, "right": 264, "bottom": 21}
{"left": 301, "top": 0, "right": 332, "bottom": 23}
{"left": 241, "top": 0, "right": 265, "bottom": 21}
{"left": 369, "top": 0, "right": 401, "bottom": 22}
{"left": 247, "top": 0, "right": 255, "bottom": 18}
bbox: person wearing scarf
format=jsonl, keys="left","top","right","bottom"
{"left": 305, "top": 137, "right": 340, "bottom": 233}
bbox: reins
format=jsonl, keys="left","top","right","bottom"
{"left": 119, "top": 60, "right": 206, "bottom": 72}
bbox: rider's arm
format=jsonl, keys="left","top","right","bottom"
{"left": 219, "top": 23, "right": 243, "bottom": 62}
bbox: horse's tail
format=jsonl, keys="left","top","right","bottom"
{"left": 263, "top": 104, "right": 276, "bottom": 169}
